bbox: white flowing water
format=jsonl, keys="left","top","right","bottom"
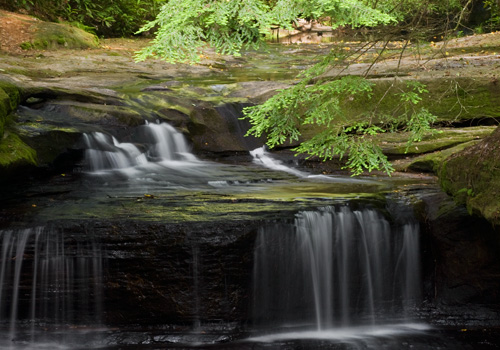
{"left": 83, "top": 132, "right": 148, "bottom": 171}
{"left": 80, "top": 121, "right": 224, "bottom": 189}
{"left": 252, "top": 206, "right": 424, "bottom": 339}
{"left": 249, "top": 146, "right": 382, "bottom": 187}
{"left": 0, "top": 228, "right": 104, "bottom": 349}
{"left": 142, "top": 121, "right": 198, "bottom": 162}
{"left": 250, "top": 146, "right": 307, "bottom": 177}
{"left": 83, "top": 121, "right": 198, "bottom": 173}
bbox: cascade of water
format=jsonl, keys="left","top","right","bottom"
{"left": 0, "top": 227, "right": 104, "bottom": 347}
{"left": 192, "top": 244, "right": 201, "bottom": 331}
{"left": 83, "top": 121, "right": 197, "bottom": 173}
{"left": 83, "top": 132, "right": 147, "bottom": 171}
{"left": 142, "top": 121, "right": 197, "bottom": 162}
{"left": 252, "top": 206, "right": 421, "bottom": 331}
{"left": 250, "top": 146, "right": 306, "bottom": 177}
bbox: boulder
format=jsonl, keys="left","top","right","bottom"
{"left": 439, "top": 125, "right": 500, "bottom": 225}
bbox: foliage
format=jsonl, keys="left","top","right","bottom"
{"left": 483, "top": 0, "right": 500, "bottom": 31}
{"left": 0, "top": 0, "right": 163, "bottom": 36}
{"left": 242, "top": 61, "right": 437, "bottom": 175}
{"left": 135, "top": 0, "right": 395, "bottom": 62}
{"left": 357, "top": 0, "right": 490, "bottom": 41}
{"left": 65, "top": 0, "right": 164, "bottom": 37}
{"left": 362, "top": 0, "right": 475, "bottom": 26}
{"left": 362, "top": 0, "right": 464, "bottom": 21}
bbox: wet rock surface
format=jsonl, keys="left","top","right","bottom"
{"left": 96, "top": 220, "right": 258, "bottom": 326}
{"left": 418, "top": 190, "right": 500, "bottom": 306}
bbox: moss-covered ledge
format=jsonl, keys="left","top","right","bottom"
{"left": 0, "top": 79, "right": 38, "bottom": 175}
{"left": 439, "top": 126, "right": 500, "bottom": 226}
{"left": 23, "top": 21, "right": 98, "bottom": 50}
{"left": 0, "top": 80, "right": 21, "bottom": 136}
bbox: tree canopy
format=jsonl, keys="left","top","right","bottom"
{"left": 134, "top": 0, "right": 396, "bottom": 63}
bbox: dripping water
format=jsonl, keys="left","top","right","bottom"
{"left": 0, "top": 227, "right": 104, "bottom": 348}
{"left": 252, "top": 206, "right": 423, "bottom": 335}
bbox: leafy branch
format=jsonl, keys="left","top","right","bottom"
{"left": 135, "top": 0, "right": 396, "bottom": 63}
{"left": 242, "top": 54, "right": 438, "bottom": 175}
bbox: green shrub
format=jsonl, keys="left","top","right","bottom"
{"left": 0, "top": 0, "right": 163, "bottom": 37}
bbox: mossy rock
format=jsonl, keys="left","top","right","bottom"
{"left": 0, "top": 131, "right": 37, "bottom": 171}
{"left": 305, "top": 77, "right": 500, "bottom": 129}
{"left": 380, "top": 126, "right": 495, "bottom": 156}
{"left": 22, "top": 21, "right": 98, "bottom": 50}
{"left": 37, "top": 101, "right": 145, "bottom": 127}
{"left": 0, "top": 90, "right": 8, "bottom": 137}
{"left": 0, "top": 80, "right": 38, "bottom": 176}
{"left": 299, "top": 76, "right": 500, "bottom": 148}
{"left": 15, "top": 121, "right": 81, "bottom": 166}
{"left": 189, "top": 102, "right": 265, "bottom": 153}
{"left": 394, "top": 139, "right": 481, "bottom": 173}
{"left": 439, "top": 126, "right": 500, "bottom": 225}
{"left": 0, "top": 80, "right": 21, "bottom": 138}
{"left": 421, "top": 77, "right": 500, "bottom": 123}
{"left": 0, "top": 80, "right": 21, "bottom": 116}
{"left": 131, "top": 92, "right": 196, "bottom": 121}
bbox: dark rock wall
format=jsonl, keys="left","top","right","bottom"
{"left": 419, "top": 191, "right": 500, "bottom": 306}
{"left": 91, "top": 220, "right": 259, "bottom": 326}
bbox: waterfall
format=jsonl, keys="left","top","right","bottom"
{"left": 0, "top": 227, "right": 104, "bottom": 347}
{"left": 250, "top": 146, "right": 306, "bottom": 177}
{"left": 83, "top": 121, "right": 197, "bottom": 173}
{"left": 252, "top": 206, "right": 421, "bottom": 332}
{"left": 83, "top": 132, "right": 148, "bottom": 171}
{"left": 192, "top": 244, "right": 201, "bottom": 331}
{"left": 140, "top": 121, "right": 197, "bottom": 162}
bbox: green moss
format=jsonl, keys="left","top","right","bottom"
{"left": 20, "top": 42, "right": 33, "bottom": 50}
{"left": 0, "top": 132, "right": 37, "bottom": 168}
{"left": 438, "top": 126, "right": 500, "bottom": 225}
{"left": 398, "top": 140, "right": 480, "bottom": 173}
{"left": 381, "top": 126, "right": 494, "bottom": 156}
{"left": 422, "top": 78, "right": 500, "bottom": 122}
{"left": 22, "top": 21, "right": 99, "bottom": 50}
{"left": 316, "top": 77, "right": 500, "bottom": 127}
{"left": 0, "top": 81, "right": 21, "bottom": 138}
{"left": 0, "top": 92, "right": 7, "bottom": 136}
{"left": 0, "top": 81, "right": 21, "bottom": 112}
{"left": 31, "top": 39, "right": 49, "bottom": 49}
{"left": 57, "top": 36, "right": 66, "bottom": 45}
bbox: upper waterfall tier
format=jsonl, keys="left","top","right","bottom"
{"left": 83, "top": 121, "right": 197, "bottom": 173}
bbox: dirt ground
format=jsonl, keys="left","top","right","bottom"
{"left": 0, "top": 10, "right": 37, "bottom": 54}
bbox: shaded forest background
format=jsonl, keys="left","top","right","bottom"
{"left": 0, "top": 0, "right": 499, "bottom": 39}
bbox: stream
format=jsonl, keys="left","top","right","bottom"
{"left": 0, "top": 43, "right": 500, "bottom": 350}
